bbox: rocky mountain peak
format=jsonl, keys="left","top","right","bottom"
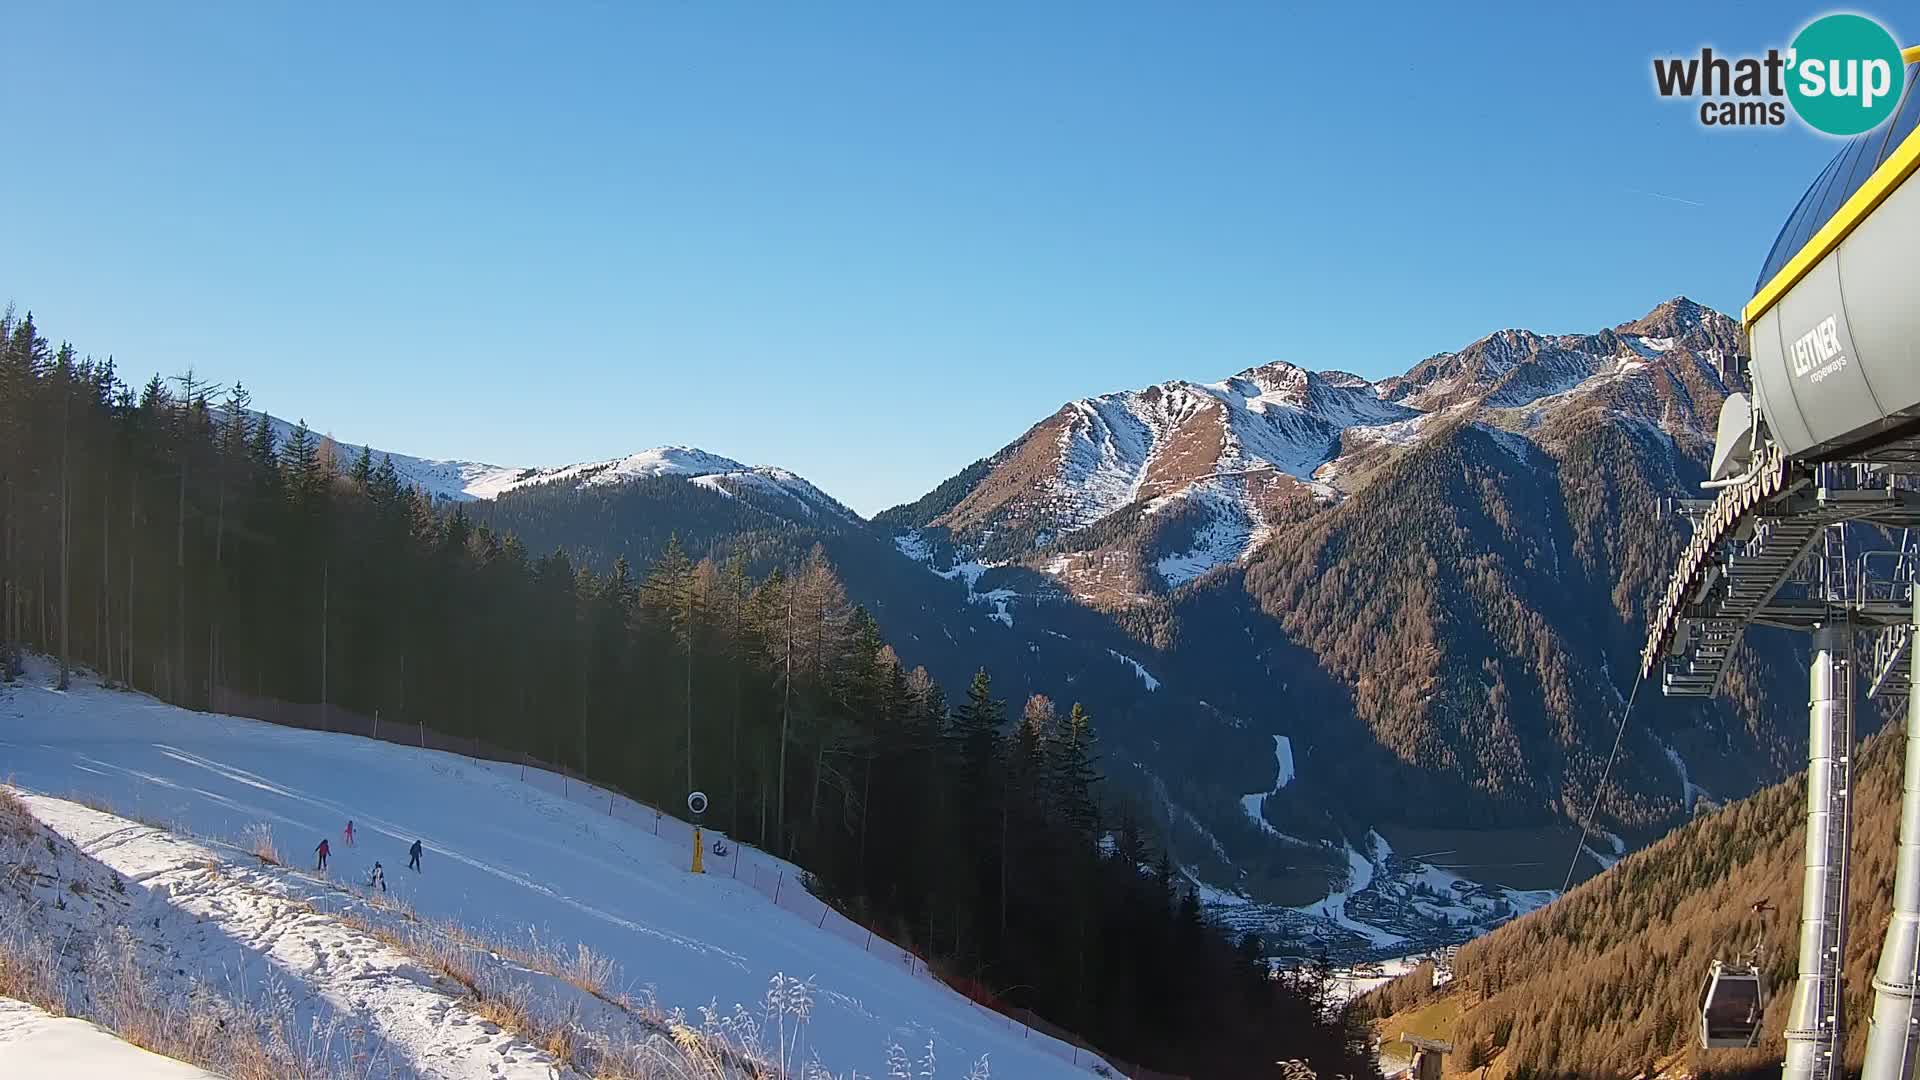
{"left": 1233, "top": 360, "right": 1315, "bottom": 399}
{"left": 1618, "top": 295, "right": 1716, "bottom": 340}
{"left": 1318, "top": 370, "right": 1375, "bottom": 390}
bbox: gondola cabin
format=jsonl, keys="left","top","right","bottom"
{"left": 1700, "top": 960, "right": 1764, "bottom": 1049}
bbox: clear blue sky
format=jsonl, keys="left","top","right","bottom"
{"left": 0, "top": 2, "right": 1891, "bottom": 514}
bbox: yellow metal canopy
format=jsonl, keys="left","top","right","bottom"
{"left": 1746, "top": 47, "right": 1920, "bottom": 326}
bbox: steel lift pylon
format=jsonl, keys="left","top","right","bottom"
{"left": 1641, "top": 43, "right": 1920, "bottom": 1080}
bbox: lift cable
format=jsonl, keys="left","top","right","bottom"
{"left": 1559, "top": 670, "right": 1648, "bottom": 894}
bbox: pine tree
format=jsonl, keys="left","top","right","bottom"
{"left": 54, "top": 343, "right": 75, "bottom": 689}
{"left": 281, "top": 421, "right": 318, "bottom": 496}
{"left": 1049, "top": 703, "right": 1102, "bottom": 847}
{"left": 948, "top": 669, "right": 1005, "bottom": 949}
{"left": 371, "top": 454, "right": 402, "bottom": 506}
{"left": 645, "top": 534, "right": 698, "bottom": 796}
{"left": 249, "top": 413, "right": 276, "bottom": 469}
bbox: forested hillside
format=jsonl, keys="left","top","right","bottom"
{"left": 1226, "top": 411, "right": 1799, "bottom": 832}
{"left": 1357, "top": 719, "right": 1908, "bottom": 1078}
{"left": 461, "top": 440, "right": 1331, "bottom": 910}
{"left": 0, "top": 309, "right": 1375, "bottom": 1078}
{"left": 888, "top": 299, "right": 1806, "bottom": 852}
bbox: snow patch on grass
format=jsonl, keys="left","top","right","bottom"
{"left": 895, "top": 534, "right": 1020, "bottom": 628}
{"left": 1156, "top": 514, "right": 1255, "bottom": 587}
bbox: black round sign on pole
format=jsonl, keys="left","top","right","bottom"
{"left": 687, "top": 791, "right": 709, "bottom": 817}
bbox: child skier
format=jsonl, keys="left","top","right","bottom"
{"left": 343, "top": 820, "right": 355, "bottom": 847}
{"left": 368, "top": 862, "right": 385, "bottom": 894}
{"left": 315, "top": 838, "right": 330, "bottom": 871}
{"left": 408, "top": 839, "right": 423, "bottom": 872}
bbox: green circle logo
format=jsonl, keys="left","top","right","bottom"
{"left": 1787, "top": 14, "right": 1906, "bottom": 136}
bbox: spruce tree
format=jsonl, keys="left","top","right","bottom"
{"left": 645, "top": 534, "right": 698, "bottom": 796}
{"left": 1050, "top": 702, "right": 1102, "bottom": 848}
{"left": 281, "top": 421, "right": 318, "bottom": 497}
{"left": 371, "top": 454, "right": 402, "bottom": 505}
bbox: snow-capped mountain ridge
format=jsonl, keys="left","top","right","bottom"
{"left": 464, "top": 445, "right": 755, "bottom": 499}
{"left": 1002, "top": 363, "right": 1421, "bottom": 543}
{"left": 888, "top": 296, "right": 1743, "bottom": 596}
{"left": 252, "top": 414, "right": 853, "bottom": 520}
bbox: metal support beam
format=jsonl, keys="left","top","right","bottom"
{"left": 1786, "top": 624, "right": 1852, "bottom": 1080}
{"left": 1865, "top": 593, "right": 1920, "bottom": 1080}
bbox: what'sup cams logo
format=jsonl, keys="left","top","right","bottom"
{"left": 1653, "top": 12, "right": 1907, "bottom": 135}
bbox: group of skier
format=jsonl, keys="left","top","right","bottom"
{"left": 312, "top": 819, "right": 424, "bottom": 892}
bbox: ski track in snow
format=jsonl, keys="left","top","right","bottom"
{"left": 1269, "top": 735, "right": 1295, "bottom": 788}
{"left": 1238, "top": 736, "right": 1307, "bottom": 846}
{"left": 1580, "top": 829, "right": 1629, "bottom": 873}
{"left": 1663, "top": 742, "right": 1712, "bottom": 812}
{"left": 0, "top": 664, "right": 1109, "bottom": 1079}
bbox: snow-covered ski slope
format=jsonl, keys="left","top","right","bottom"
{"left": 0, "top": 998, "right": 220, "bottom": 1079}
{"left": 1, "top": 788, "right": 574, "bottom": 1078}
{"left": 0, "top": 664, "right": 1113, "bottom": 1078}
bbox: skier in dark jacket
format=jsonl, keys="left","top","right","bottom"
{"left": 315, "top": 838, "right": 330, "bottom": 871}
{"left": 408, "top": 839, "right": 423, "bottom": 872}
{"left": 368, "top": 862, "right": 385, "bottom": 893}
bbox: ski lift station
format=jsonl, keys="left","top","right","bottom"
{"left": 1641, "top": 46, "right": 1920, "bottom": 1080}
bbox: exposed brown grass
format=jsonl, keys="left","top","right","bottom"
{"left": 0, "top": 912, "right": 63, "bottom": 1008}
{"left": 0, "top": 784, "right": 37, "bottom": 842}
{"left": 242, "top": 822, "right": 281, "bottom": 866}
{"left": 74, "top": 924, "right": 348, "bottom": 1080}
{"left": 0, "top": 790, "right": 354, "bottom": 1079}
{"left": 333, "top": 911, "right": 589, "bottom": 1068}
{"left": 331, "top": 904, "right": 805, "bottom": 1079}
{"left": 67, "top": 791, "right": 119, "bottom": 816}
{"left": 563, "top": 941, "right": 617, "bottom": 999}
{"left": 350, "top": 897, "right": 620, "bottom": 1005}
